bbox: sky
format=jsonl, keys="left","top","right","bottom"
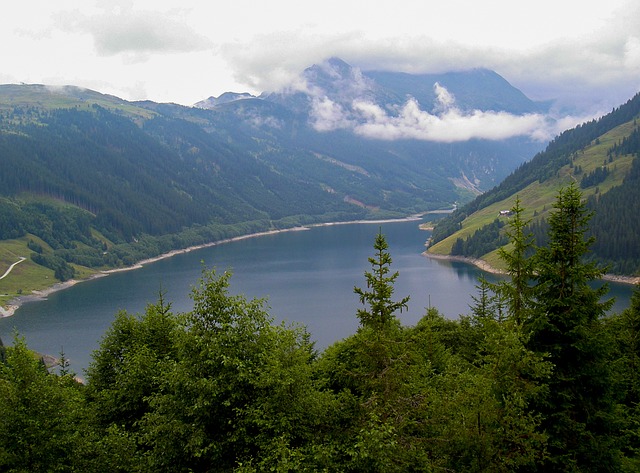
{"left": 1, "top": 0, "right": 639, "bottom": 121}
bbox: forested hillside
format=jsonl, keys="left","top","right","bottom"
{"left": 0, "top": 103, "right": 366, "bottom": 284}
{"left": 2, "top": 191, "right": 639, "bottom": 471}
{"left": 0, "top": 64, "right": 549, "bottom": 300}
{"left": 429, "top": 92, "right": 640, "bottom": 275}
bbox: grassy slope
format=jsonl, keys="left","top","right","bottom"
{"left": 0, "top": 234, "right": 98, "bottom": 307}
{"left": 0, "top": 84, "right": 156, "bottom": 120}
{"left": 427, "top": 119, "right": 638, "bottom": 270}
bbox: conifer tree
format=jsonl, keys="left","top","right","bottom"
{"left": 470, "top": 275, "right": 504, "bottom": 322}
{"left": 495, "top": 196, "right": 536, "bottom": 325}
{"left": 354, "top": 231, "right": 409, "bottom": 331}
{"left": 527, "top": 183, "right": 618, "bottom": 471}
{"left": 606, "top": 286, "right": 640, "bottom": 469}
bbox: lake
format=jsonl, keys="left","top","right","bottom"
{"left": 0, "top": 218, "right": 635, "bottom": 375}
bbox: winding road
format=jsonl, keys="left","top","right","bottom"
{"left": 0, "top": 257, "right": 26, "bottom": 280}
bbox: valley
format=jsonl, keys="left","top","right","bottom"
{"left": 0, "top": 59, "right": 555, "bottom": 307}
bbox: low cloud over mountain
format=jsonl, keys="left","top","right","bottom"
{"left": 260, "top": 58, "right": 591, "bottom": 144}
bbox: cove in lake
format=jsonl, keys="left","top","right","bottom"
{"left": 0, "top": 219, "right": 634, "bottom": 375}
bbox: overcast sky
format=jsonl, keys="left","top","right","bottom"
{"left": 1, "top": 0, "right": 639, "bottom": 116}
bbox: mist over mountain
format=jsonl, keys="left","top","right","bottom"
{"left": 0, "top": 58, "right": 578, "bottom": 283}
{"left": 194, "top": 92, "right": 257, "bottom": 109}
{"left": 196, "top": 58, "right": 557, "bottom": 192}
{"left": 203, "top": 58, "right": 567, "bottom": 142}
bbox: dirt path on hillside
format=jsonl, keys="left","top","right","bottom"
{"left": 0, "top": 257, "right": 26, "bottom": 280}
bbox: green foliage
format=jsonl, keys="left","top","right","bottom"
{"left": 606, "top": 286, "right": 640, "bottom": 470}
{"left": 0, "top": 336, "right": 87, "bottom": 472}
{"left": 450, "top": 217, "right": 508, "bottom": 258}
{"left": 353, "top": 231, "right": 409, "bottom": 330}
{"left": 134, "top": 270, "right": 326, "bottom": 471}
{"left": 587, "top": 154, "right": 640, "bottom": 274}
{"left": 580, "top": 165, "right": 610, "bottom": 188}
{"left": 494, "top": 196, "right": 536, "bottom": 324}
{"left": 527, "top": 184, "right": 619, "bottom": 471}
{"left": 30, "top": 251, "right": 75, "bottom": 281}
{"left": 85, "top": 293, "right": 178, "bottom": 431}
{"left": 1, "top": 217, "right": 639, "bottom": 470}
{"left": 431, "top": 92, "right": 640, "bottom": 275}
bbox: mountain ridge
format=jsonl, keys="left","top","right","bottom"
{"left": 427, "top": 92, "right": 640, "bottom": 276}
{"left": 0, "top": 58, "right": 558, "bottom": 302}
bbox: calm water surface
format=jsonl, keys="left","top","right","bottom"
{"left": 0, "top": 219, "right": 634, "bottom": 375}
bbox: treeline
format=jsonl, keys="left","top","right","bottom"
{"left": 1, "top": 186, "right": 639, "bottom": 472}
{"left": 1, "top": 103, "right": 442, "bottom": 280}
{"left": 432, "top": 97, "right": 640, "bottom": 275}
{"left": 450, "top": 217, "right": 508, "bottom": 257}
{"left": 0, "top": 106, "right": 363, "bottom": 242}
{"left": 0, "top": 196, "right": 366, "bottom": 280}
{"left": 587, "top": 151, "right": 640, "bottom": 274}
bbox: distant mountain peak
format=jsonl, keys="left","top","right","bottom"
{"left": 302, "top": 58, "right": 375, "bottom": 94}
{"left": 304, "top": 57, "right": 354, "bottom": 79}
{"left": 194, "top": 92, "right": 256, "bottom": 109}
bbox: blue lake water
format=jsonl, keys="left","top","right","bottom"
{"left": 0, "top": 219, "right": 634, "bottom": 375}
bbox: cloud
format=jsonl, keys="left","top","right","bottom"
{"left": 4, "top": 1, "right": 637, "bottom": 109}
{"left": 306, "top": 79, "right": 587, "bottom": 143}
{"left": 353, "top": 98, "right": 549, "bottom": 142}
{"left": 57, "top": 5, "right": 212, "bottom": 61}
{"left": 219, "top": 1, "right": 640, "bottom": 116}
{"left": 310, "top": 97, "right": 355, "bottom": 132}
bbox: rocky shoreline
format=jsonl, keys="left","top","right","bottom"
{"left": 3, "top": 215, "right": 637, "bottom": 318}
{"left": 423, "top": 251, "right": 640, "bottom": 286}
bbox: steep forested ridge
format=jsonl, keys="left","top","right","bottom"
{"left": 0, "top": 99, "right": 374, "bottom": 280}
{"left": 430, "top": 92, "right": 640, "bottom": 275}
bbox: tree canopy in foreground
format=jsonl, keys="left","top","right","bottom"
{"left": 1, "top": 186, "right": 639, "bottom": 472}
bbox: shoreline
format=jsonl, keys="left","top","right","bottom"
{"left": 423, "top": 252, "right": 507, "bottom": 276}
{"left": 423, "top": 251, "right": 640, "bottom": 286}
{"left": 0, "top": 215, "right": 423, "bottom": 318}
{"left": 2, "top": 214, "right": 637, "bottom": 317}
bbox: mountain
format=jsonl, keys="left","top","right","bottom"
{"left": 427, "top": 92, "right": 640, "bottom": 275}
{"left": 365, "top": 67, "right": 549, "bottom": 115}
{"left": 258, "top": 57, "right": 548, "bottom": 115}
{"left": 194, "top": 92, "right": 256, "bottom": 109}
{"left": 0, "top": 59, "right": 553, "bottom": 295}
{"left": 201, "top": 57, "right": 550, "bottom": 192}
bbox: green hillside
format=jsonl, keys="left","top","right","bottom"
{"left": 0, "top": 71, "right": 585, "bottom": 304}
{"left": 428, "top": 93, "right": 640, "bottom": 275}
{"left": 0, "top": 88, "right": 368, "bottom": 305}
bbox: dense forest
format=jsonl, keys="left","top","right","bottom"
{"left": 0, "top": 105, "right": 376, "bottom": 279}
{"left": 0, "top": 96, "right": 461, "bottom": 283}
{"left": 1, "top": 186, "right": 639, "bottom": 472}
{"left": 587, "top": 127, "right": 640, "bottom": 273}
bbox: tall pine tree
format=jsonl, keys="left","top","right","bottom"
{"left": 354, "top": 231, "right": 410, "bottom": 331}
{"left": 527, "top": 183, "right": 618, "bottom": 471}
{"left": 495, "top": 196, "right": 536, "bottom": 325}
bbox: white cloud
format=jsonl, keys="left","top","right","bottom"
{"left": 304, "top": 81, "right": 587, "bottom": 143}
{"left": 1, "top": 0, "right": 638, "bottom": 110}
{"left": 218, "top": 1, "right": 640, "bottom": 115}
{"left": 56, "top": 4, "right": 212, "bottom": 60}
{"left": 310, "top": 97, "right": 354, "bottom": 132}
{"left": 354, "top": 99, "right": 548, "bottom": 142}
{"left": 432, "top": 83, "right": 456, "bottom": 113}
